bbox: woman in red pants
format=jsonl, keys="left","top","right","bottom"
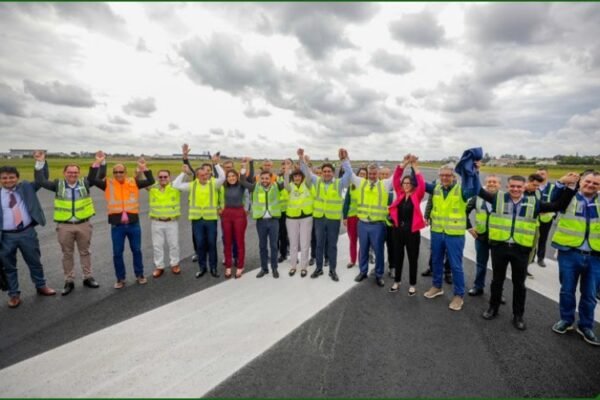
{"left": 342, "top": 167, "right": 367, "bottom": 268}
{"left": 220, "top": 167, "right": 253, "bottom": 278}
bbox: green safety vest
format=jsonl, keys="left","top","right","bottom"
{"left": 313, "top": 179, "right": 343, "bottom": 220}
{"left": 286, "top": 182, "right": 315, "bottom": 218}
{"left": 149, "top": 184, "right": 180, "bottom": 219}
{"left": 357, "top": 180, "right": 389, "bottom": 222}
{"left": 252, "top": 185, "right": 281, "bottom": 219}
{"left": 348, "top": 186, "right": 359, "bottom": 218}
{"left": 54, "top": 179, "right": 95, "bottom": 222}
{"left": 474, "top": 197, "right": 490, "bottom": 234}
{"left": 539, "top": 184, "right": 555, "bottom": 223}
{"left": 488, "top": 192, "right": 538, "bottom": 247}
{"left": 552, "top": 195, "right": 600, "bottom": 251}
{"left": 188, "top": 178, "right": 218, "bottom": 221}
{"left": 278, "top": 177, "right": 289, "bottom": 213}
{"left": 430, "top": 184, "right": 467, "bottom": 236}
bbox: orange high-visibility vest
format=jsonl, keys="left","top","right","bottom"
{"left": 105, "top": 178, "right": 140, "bottom": 215}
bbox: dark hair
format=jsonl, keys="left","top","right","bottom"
{"left": 158, "top": 169, "right": 171, "bottom": 176}
{"left": 0, "top": 166, "right": 19, "bottom": 178}
{"left": 260, "top": 170, "right": 271, "bottom": 176}
{"left": 63, "top": 164, "right": 80, "bottom": 172}
{"left": 201, "top": 163, "right": 213, "bottom": 171}
{"left": 321, "top": 163, "right": 334, "bottom": 172}
{"left": 527, "top": 173, "right": 544, "bottom": 183}
{"left": 225, "top": 169, "right": 240, "bottom": 187}
{"left": 291, "top": 169, "right": 305, "bottom": 179}
{"left": 508, "top": 175, "right": 526, "bottom": 183}
{"left": 357, "top": 167, "right": 368, "bottom": 176}
{"left": 581, "top": 170, "right": 600, "bottom": 179}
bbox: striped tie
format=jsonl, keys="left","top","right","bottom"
{"left": 9, "top": 192, "right": 23, "bottom": 228}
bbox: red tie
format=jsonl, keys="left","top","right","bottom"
{"left": 9, "top": 192, "right": 23, "bottom": 227}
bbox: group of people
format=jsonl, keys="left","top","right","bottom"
{"left": 1, "top": 145, "right": 599, "bottom": 347}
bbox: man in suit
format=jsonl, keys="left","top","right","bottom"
{"left": 0, "top": 165, "right": 56, "bottom": 308}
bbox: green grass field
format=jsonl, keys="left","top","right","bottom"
{"left": 420, "top": 162, "right": 596, "bottom": 179}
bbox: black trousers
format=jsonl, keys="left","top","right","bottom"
{"left": 278, "top": 212, "right": 289, "bottom": 258}
{"left": 490, "top": 243, "right": 530, "bottom": 316}
{"left": 386, "top": 225, "right": 394, "bottom": 269}
{"left": 536, "top": 220, "right": 553, "bottom": 261}
{"left": 391, "top": 228, "right": 420, "bottom": 285}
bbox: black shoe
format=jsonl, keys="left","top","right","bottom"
{"left": 62, "top": 281, "right": 75, "bottom": 296}
{"left": 272, "top": 270, "right": 280, "bottom": 279}
{"left": 468, "top": 288, "right": 484, "bottom": 296}
{"left": 421, "top": 268, "right": 432, "bottom": 277}
{"left": 388, "top": 269, "right": 394, "bottom": 278}
{"left": 500, "top": 296, "right": 506, "bottom": 305}
{"left": 311, "top": 269, "right": 323, "bottom": 278}
{"left": 278, "top": 255, "right": 286, "bottom": 263}
{"left": 329, "top": 270, "right": 339, "bottom": 282}
{"left": 355, "top": 273, "right": 368, "bottom": 282}
{"left": 513, "top": 315, "right": 526, "bottom": 331}
{"left": 83, "top": 277, "right": 100, "bottom": 288}
{"left": 256, "top": 270, "right": 268, "bottom": 278}
{"left": 482, "top": 307, "right": 499, "bottom": 320}
{"left": 309, "top": 258, "right": 315, "bottom": 266}
{"left": 444, "top": 274, "right": 453, "bottom": 285}
{"left": 324, "top": 259, "right": 329, "bottom": 267}
{"left": 195, "top": 269, "right": 207, "bottom": 278}
{"left": 375, "top": 277, "right": 385, "bottom": 287}
{"left": 537, "top": 259, "right": 546, "bottom": 268}
{"left": 210, "top": 269, "right": 220, "bottom": 278}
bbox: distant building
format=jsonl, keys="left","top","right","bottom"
{"left": 486, "top": 158, "right": 518, "bottom": 167}
{"left": 171, "top": 152, "right": 211, "bottom": 160}
{"left": 9, "top": 149, "right": 46, "bottom": 158}
{"left": 535, "top": 160, "right": 558, "bottom": 166}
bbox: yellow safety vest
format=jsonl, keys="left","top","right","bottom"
{"left": 552, "top": 195, "right": 600, "bottom": 251}
{"left": 149, "top": 184, "right": 180, "bottom": 219}
{"left": 357, "top": 180, "right": 389, "bottom": 222}
{"left": 430, "top": 184, "right": 467, "bottom": 236}
{"left": 252, "top": 185, "right": 281, "bottom": 219}
{"left": 539, "top": 184, "right": 555, "bottom": 223}
{"left": 188, "top": 179, "right": 218, "bottom": 221}
{"left": 286, "top": 182, "right": 315, "bottom": 218}
{"left": 488, "top": 192, "right": 538, "bottom": 247}
{"left": 474, "top": 197, "right": 490, "bottom": 234}
{"left": 278, "top": 176, "right": 289, "bottom": 213}
{"left": 54, "top": 178, "right": 95, "bottom": 222}
{"left": 313, "top": 179, "right": 343, "bottom": 220}
{"left": 347, "top": 185, "right": 359, "bottom": 218}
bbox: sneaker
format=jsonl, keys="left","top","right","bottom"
{"left": 552, "top": 320, "right": 574, "bottom": 335}
{"left": 448, "top": 296, "right": 464, "bottom": 311}
{"left": 114, "top": 280, "right": 126, "bottom": 289}
{"left": 136, "top": 276, "right": 148, "bottom": 285}
{"left": 424, "top": 287, "right": 444, "bottom": 299}
{"left": 576, "top": 327, "right": 600, "bottom": 346}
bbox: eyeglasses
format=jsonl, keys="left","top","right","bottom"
{"left": 113, "top": 170, "right": 125, "bottom": 174}
{"left": 158, "top": 176, "right": 169, "bottom": 179}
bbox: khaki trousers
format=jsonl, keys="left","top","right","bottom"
{"left": 57, "top": 221, "right": 93, "bottom": 281}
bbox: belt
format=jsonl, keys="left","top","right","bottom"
{"left": 2, "top": 224, "right": 33, "bottom": 234}
{"left": 58, "top": 218, "right": 90, "bottom": 225}
{"left": 153, "top": 217, "right": 175, "bottom": 222}
{"left": 360, "top": 219, "right": 383, "bottom": 225}
{"left": 568, "top": 248, "right": 600, "bottom": 258}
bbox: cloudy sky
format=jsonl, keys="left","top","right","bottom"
{"left": 1, "top": 2, "right": 599, "bottom": 160}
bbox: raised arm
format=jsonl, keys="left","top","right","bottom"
{"left": 88, "top": 150, "right": 107, "bottom": 191}
{"left": 298, "top": 148, "right": 316, "bottom": 187}
{"left": 539, "top": 173, "right": 579, "bottom": 213}
{"left": 33, "top": 151, "right": 58, "bottom": 192}
{"left": 134, "top": 157, "right": 155, "bottom": 189}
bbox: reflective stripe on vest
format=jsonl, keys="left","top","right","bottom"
{"left": 252, "top": 185, "right": 281, "bottom": 219}
{"left": 189, "top": 179, "right": 218, "bottom": 220}
{"left": 54, "top": 178, "right": 95, "bottom": 222}
{"left": 105, "top": 178, "right": 139, "bottom": 215}
{"left": 488, "top": 192, "right": 538, "bottom": 247}
{"left": 313, "top": 179, "right": 343, "bottom": 220}
{"left": 348, "top": 186, "right": 359, "bottom": 217}
{"left": 279, "top": 177, "right": 289, "bottom": 212}
{"left": 149, "top": 184, "right": 180, "bottom": 219}
{"left": 539, "top": 184, "right": 555, "bottom": 223}
{"left": 430, "top": 184, "right": 466, "bottom": 235}
{"left": 474, "top": 197, "right": 489, "bottom": 234}
{"left": 357, "top": 180, "right": 389, "bottom": 222}
{"left": 286, "top": 182, "right": 314, "bottom": 218}
{"left": 552, "top": 196, "right": 600, "bottom": 251}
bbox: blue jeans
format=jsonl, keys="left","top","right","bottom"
{"left": 256, "top": 218, "right": 279, "bottom": 272}
{"left": 473, "top": 239, "right": 491, "bottom": 290}
{"left": 314, "top": 217, "right": 341, "bottom": 271}
{"left": 558, "top": 250, "right": 600, "bottom": 330}
{"left": 431, "top": 232, "right": 465, "bottom": 296}
{"left": 192, "top": 219, "right": 218, "bottom": 272}
{"left": 111, "top": 222, "right": 144, "bottom": 280}
{"left": 358, "top": 221, "right": 385, "bottom": 278}
{"left": 0, "top": 227, "right": 47, "bottom": 296}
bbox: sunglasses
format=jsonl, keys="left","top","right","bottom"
{"left": 158, "top": 176, "right": 169, "bottom": 179}
{"left": 113, "top": 170, "right": 125, "bottom": 174}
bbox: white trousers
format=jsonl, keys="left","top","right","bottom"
{"left": 286, "top": 216, "right": 313, "bottom": 269}
{"left": 151, "top": 220, "right": 180, "bottom": 268}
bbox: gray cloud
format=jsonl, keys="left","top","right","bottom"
{"left": 371, "top": 49, "right": 413, "bottom": 75}
{"left": 108, "top": 115, "right": 130, "bottom": 125}
{"left": 389, "top": 11, "right": 445, "bottom": 48}
{"left": 52, "top": 3, "right": 129, "bottom": 41}
{"left": 97, "top": 124, "right": 129, "bottom": 134}
{"left": 339, "top": 58, "right": 365, "bottom": 75}
{"left": 122, "top": 97, "right": 157, "bottom": 118}
{"left": 46, "top": 113, "right": 84, "bottom": 127}
{"left": 0, "top": 82, "right": 27, "bottom": 117}
{"left": 210, "top": 128, "right": 225, "bottom": 136}
{"left": 477, "top": 56, "right": 545, "bottom": 86}
{"left": 451, "top": 111, "right": 502, "bottom": 128}
{"left": 244, "top": 104, "right": 271, "bottom": 118}
{"left": 24, "top": 79, "right": 96, "bottom": 108}
{"left": 168, "top": 123, "right": 179, "bottom": 130}
{"left": 433, "top": 76, "right": 494, "bottom": 113}
{"left": 136, "top": 37, "right": 149, "bottom": 52}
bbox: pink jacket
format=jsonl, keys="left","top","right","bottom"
{"left": 388, "top": 165, "right": 426, "bottom": 233}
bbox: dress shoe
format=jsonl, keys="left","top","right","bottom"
{"left": 329, "top": 270, "right": 339, "bottom": 282}
{"left": 421, "top": 268, "right": 432, "bottom": 277}
{"left": 346, "top": 262, "right": 355, "bottom": 269}
{"left": 512, "top": 315, "right": 526, "bottom": 331}
{"left": 311, "top": 269, "right": 323, "bottom": 278}
{"left": 62, "top": 281, "right": 75, "bottom": 296}
{"left": 309, "top": 258, "right": 315, "bottom": 266}
{"left": 195, "top": 269, "right": 207, "bottom": 278}
{"left": 272, "top": 269, "right": 280, "bottom": 279}
{"left": 482, "top": 307, "right": 499, "bottom": 320}
{"left": 375, "top": 277, "right": 385, "bottom": 287}
{"left": 8, "top": 295, "right": 21, "bottom": 308}
{"left": 171, "top": 265, "right": 181, "bottom": 275}
{"left": 152, "top": 268, "right": 164, "bottom": 278}
{"left": 354, "top": 273, "right": 368, "bottom": 282}
{"left": 210, "top": 269, "right": 220, "bottom": 278}
{"left": 537, "top": 259, "right": 546, "bottom": 268}
{"left": 444, "top": 274, "right": 453, "bottom": 285}
{"left": 256, "top": 270, "right": 268, "bottom": 278}
{"left": 37, "top": 286, "right": 56, "bottom": 296}
{"left": 468, "top": 288, "right": 484, "bottom": 296}
{"left": 278, "top": 255, "right": 286, "bottom": 263}
{"left": 83, "top": 277, "right": 99, "bottom": 288}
